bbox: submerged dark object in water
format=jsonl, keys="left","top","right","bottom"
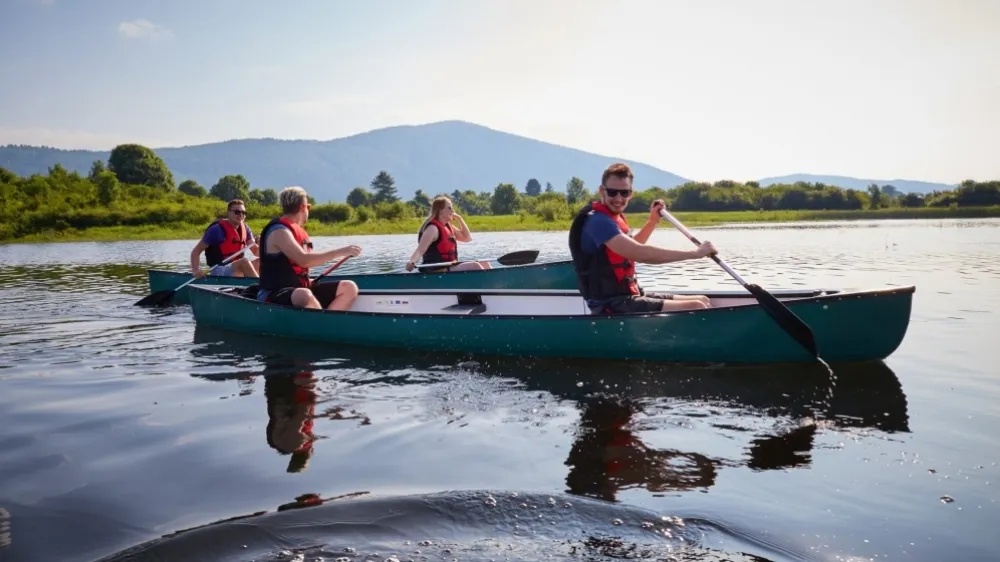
{"left": 94, "top": 490, "right": 797, "bottom": 562}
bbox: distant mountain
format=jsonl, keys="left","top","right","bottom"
{"left": 757, "top": 173, "right": 955, "bottom": 195}
{"left": 0, "top": 121, "right": 961, "bottom": 200}
{"left": 0, "top": 120, "right": 691, "bottom": 202}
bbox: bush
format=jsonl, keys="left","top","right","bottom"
{"left": 354, "top": 206, "right": 374, "bottom": 223}
{"left": 374, "top": 201, "right": 411, "bottom": 221}
{"left": 534, "top": 200, "right": 569, "bottom": 222}
{"left": 310, "top": 203, "right": 353, "bottom": 223}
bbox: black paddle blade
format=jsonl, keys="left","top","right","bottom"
{"left": 746, "top": 283, "right": 819, "bottom": 358}
{"left": 496, "top": 250, "right": 539, "bottom": 266}
{"left": 134, "top": 290, "right": 176, "bottom": 307}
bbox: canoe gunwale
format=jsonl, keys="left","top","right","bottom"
{"left": 188, "top": 283, "right": 916, "bottom": 322}
{"left": 148, "top": 259, "right": 574, "bottom": 283}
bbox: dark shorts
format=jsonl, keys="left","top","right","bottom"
{"left": 589, "top": 291, "right": 674, "bottom": 315}
{"left": 267, "top": 281, "right": 342, "bottom": 309}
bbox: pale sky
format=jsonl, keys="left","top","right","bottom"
{"left": 1, "top": 0, "right": 997, "bottom": 183}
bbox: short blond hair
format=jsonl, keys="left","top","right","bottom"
{"left": 279, "top": 186, "right": 309, "bottom": 214}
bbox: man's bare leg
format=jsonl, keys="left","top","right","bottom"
{"left": 671, "top": 294, "right": 711, "bottom": 307}
{"left": 229, "top": 257, "right": 258, "bottom": 278}
{"left": 326, "top": 281, "right": 359, "bottom": 311}
{"left": 291, "top": 288, "right": 322, "bottom": 310}
{"left": 659, "top": 297, "right": 710, "bottom": 312}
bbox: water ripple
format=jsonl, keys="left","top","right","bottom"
{"left": 0, "top": 219, "right": 998, "bottom": 562}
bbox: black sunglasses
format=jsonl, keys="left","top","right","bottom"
{"left": 604, "top": 187, "right": 632, "bottom": 198}
{"left": 231, "top": 210, "right": 247, "bottom": 216}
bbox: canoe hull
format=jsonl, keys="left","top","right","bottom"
{"left": 187, "top": 285, "right": 914, "bottom": 364}
{"left": 148, "top": 260, "right": 578, "bottom": 304}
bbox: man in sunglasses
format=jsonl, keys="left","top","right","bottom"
{"left": 190, "top": 199, "right": 260, "bottom": 279}
{"left": 568, "top": 163, "right": 717, "bottom": 315}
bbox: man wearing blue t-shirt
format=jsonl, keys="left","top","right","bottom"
{"left": 568, "top": 163, "right": 717, "bottom": 315}
{"left": 190, "top": 199, "right": 260, "bottom": 278}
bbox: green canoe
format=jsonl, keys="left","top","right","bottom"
{"left": 147, "top": 260, "right": 577, "bottom": 304}
{"left": 186, "top": 284, "right": 915, "bottom": 364}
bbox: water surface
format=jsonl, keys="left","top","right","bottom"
{"left": 0, "top": 218, "right": 998, "bottom": 561}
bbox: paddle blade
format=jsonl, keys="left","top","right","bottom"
{"left": 746, "top": 283, "right": 819, "bottom": 358}
{"left": 496, "top": 250, "right": 539, "bottom": 266}
{"left": 134, "top": 290, "right": 176, "bottom": 307}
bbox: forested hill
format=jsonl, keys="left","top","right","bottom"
{"left": 0, "top": 120, "right": 957, "bottom": 202}
{"left": 0, "top": 121, "right": 689, "bottom": 203}
{"left": 759, "top": 173, "right": 954, "bottom": 195}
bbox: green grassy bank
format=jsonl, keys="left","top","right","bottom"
{"left": 5, "top": 205, "right": 999, "bottom": 244}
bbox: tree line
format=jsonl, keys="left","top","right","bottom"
{"left": 1, "top": 141, "right": 998, "bottom": 241}
{"left": 345, "top": 170, "right": 1000, "bottom": 221}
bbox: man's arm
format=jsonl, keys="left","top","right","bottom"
{"left": 632, "top": 218, "right": 658, "bottom": 245}
{"left": 605, "top": 233, "right": 711, "bottom": 265}
{"left": 246, "top": 227, "right": 260, "bottom": 257}
{"left": 633, "top": 200, "right": 665, "bottom": 245}
{"left": 270, "top": 228, "right": 361, "bottom": 268}
{"left": 190, "top": 224, "right": 222, "bottom": 275}
{"left": 190, "top": 240, "right": 209, "bottom": 275}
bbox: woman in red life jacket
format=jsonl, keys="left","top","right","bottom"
{"left": 255, "top": 186, "right": 363, "bottom": 311}
{"left": 568, "top": 162, "right": 717, "bottom": 315}
{"left": 189, "top": 199, "right": 260, "bottom": 279}
{"left": 405, "top": 196, "right": 492, "bottom": 273}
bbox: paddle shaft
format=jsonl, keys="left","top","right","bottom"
{"left": 415, "top": 250, "right": 540, "bottom": 271}
{"left": 313, "top": 255, "right": 351, "bottom": 283}
{"left": 179, "top": 244, "right": 256, "bottom": 291}
{"left": 658, "top": 209, "right": 748, "bottom": 286}
{"left": 418, "top": 259, "right": 475, "bottom": 269}
{"left": 658, "top": 207, "right": 821, "bottom": 360}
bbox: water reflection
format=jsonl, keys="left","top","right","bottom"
{"left": 0, "top": 263, "right": 151, "bottom": 292}
{"left": 189, "top": 327, "right": 908, "bottom": 503}
{"left": 564, "top": 395, "right": 721, "bottom": 502}
{"left": 262, "top": 366, "right": 370, "bottom": 474}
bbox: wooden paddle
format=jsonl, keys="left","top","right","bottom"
{"left": 416, "top": 249, "right": 540, "bottom": 272}
{"left": 658, "top": 208, "right": 820, "bottom": 359}
{"left": 311, "top": 255, "right": 351, "bottom": 285}
{"left": 135, "top": 244, "right": 256, "bottom": 307}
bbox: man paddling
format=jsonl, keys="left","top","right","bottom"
{"left": 255, "top": 186, "right": 362, "bottom": 311}
{"left": 190, "top": 199, "right": 260, "bottom": 279}
{"left": 568, "top": 163, "right": 717, "bottom": 315}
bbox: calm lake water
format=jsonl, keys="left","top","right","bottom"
{"left": 0, "top": 218, "right": 998, "bottom": 562}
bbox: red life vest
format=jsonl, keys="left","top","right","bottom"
{"left": 568, "top": 202, "right": 639, "bottom": 302}
{"left": 204, "top": 219, "right": 249, "bottom": 266}
{"left": 418, "top": 219, "right": 458, "bottom": 264}
{"left": 291, "top": 372, "right": 316, "bottom": 455}
{"left": 264, "top": 371, "right": 317, "bottom": 474}
{"left": 258, "top": 217, "right": 313, "bottom": 293}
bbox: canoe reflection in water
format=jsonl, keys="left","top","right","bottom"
{"left": 190, "top": 327, "right": 909, "bottom": 499}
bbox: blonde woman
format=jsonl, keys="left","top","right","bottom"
{"left": 405, "top": 196, "right": 491, "bottom": 272}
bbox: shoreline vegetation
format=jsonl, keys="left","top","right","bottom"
{"left": 7, "top": 206, "right": 1000, "bottom": 244}
{"left": 2, "top": 142, "right": 998, "bottom": 245}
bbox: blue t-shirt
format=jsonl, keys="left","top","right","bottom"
{"left": 580, "top": 213, "right": 632, "bottom": 307}
{"left": 202, "top": 222, "right": 255, "bottom": 246}
{"left": 580, "top": 212, "right": 627, "bottom": 254}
